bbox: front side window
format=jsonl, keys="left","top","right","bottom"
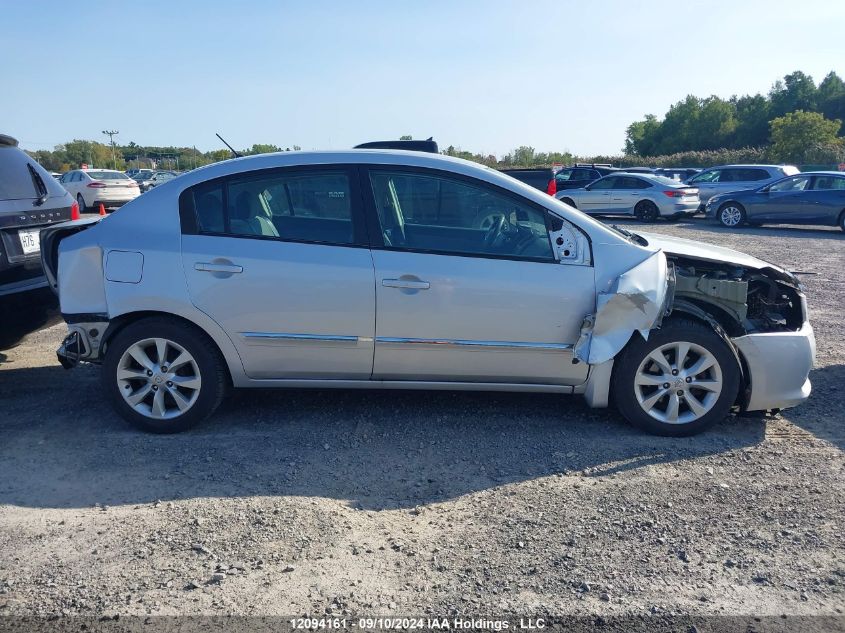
{"left": 689, "top": 169, "right": 720, "bottom": 183}
{"left": 587, "top": 176, "right": 619, "bottom": 190}
{"left": 769, "top": 175, "right": 811, "bottom": 192}
{"left": 185, "top": 170, "right": 356, "bottom": 245}
{"left": 369, "top": 170, "right": 554, "bottom": 261}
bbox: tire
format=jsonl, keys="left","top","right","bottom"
{"left": 611, "top": 318, "right": 740, "bottom": 437}
{"left": 560, "top": 197, "right": 576, "bottom": 208}
{"left": 633, "top": 200, "right": 659, "bottom": 222}
{"left": 838, "top": 210, "right": 845, "bottom": 232}
{"left": 76, "top": 194, "right": 87, "bottom": 214}
{"left": 717, "top": 202, "right": 746, "bottom": 228}
{"left": 101, "top": 317, "right": 228, "bottom": 433}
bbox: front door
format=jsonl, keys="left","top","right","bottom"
{"left": 755, "top": 174, "right": 812, "bottom": 222}
{"left": 179, "top": 166, "right": 376, "bottom": 379}
{"left": 578, "top": 176, "right": 618, "bottom": 213}
{"left": 364, "top": 168, "right": 594, "bottom": 385}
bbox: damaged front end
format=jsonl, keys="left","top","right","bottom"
{"left": 578, "top": 236, "right": 814, "bottom": 413}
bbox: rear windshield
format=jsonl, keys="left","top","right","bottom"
{"left": 650, "top": 175, "right": 689, "bottom": 187}
{"left": 87, "top": 171, "right": 130, "bottom": 180}
{"left": 0, "top": 147, "right": 65, "bottom": 200}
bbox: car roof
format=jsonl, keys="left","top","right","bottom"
{"left": 711, "top": 164, "right": 795, "bottom": 169}
{"left": 798, "top": 170, "right": 845, "bottom": 176}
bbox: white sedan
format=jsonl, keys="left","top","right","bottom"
{"left": 556, "top": 173, "right": 700, "bottom": 221}
{"left": 59, "top": 169, "right": 139, "bottom": 212}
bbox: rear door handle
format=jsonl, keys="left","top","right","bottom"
{"left": 382, "top": 278, "right": 430, "bottom": 290}
{"left": 195, "top": 262, "right": 243, "bottom": 274}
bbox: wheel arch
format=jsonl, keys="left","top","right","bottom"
{"left": 101, "top": 310, "right": 240, "bottom": 387}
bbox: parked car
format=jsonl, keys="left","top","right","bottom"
{"left": 685, "top": 164, "right": 800, "bottom": 206}
{"left": 498, "top": 168, "right": 556, "bottom": 194}
{"left": 42, "top": 150, "right": 813, "bottom": 437}
{"left": 555, "top": 173, "right": 700, "bottom": 221}
{"left": 139, "top": 170, "right": 178, "bottom": 192}
{"left": 551, "top": 164, "right": 619, "bottom": 194}
{"left": 0, "top": 134, "right": 77, "bottom": 296}
{"left": 655, "top": 167, "right": 701, "bottom": 182}
{"left": 59, "top": 169, "right": 140, "bottom": 212}
{"left": 705, "top": 171, "right": 845, "bottom": 230}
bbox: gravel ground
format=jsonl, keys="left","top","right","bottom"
{"left": 0, "top": 220, "right": 843, "bottom": 624}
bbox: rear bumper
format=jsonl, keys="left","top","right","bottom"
{"left": 732, "top": 321, "right": 815, "bottom": 412}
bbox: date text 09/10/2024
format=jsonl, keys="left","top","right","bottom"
{"left": 289, "top": 618, "right": 547, "bottom": 630}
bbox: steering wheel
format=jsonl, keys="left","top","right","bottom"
{"left": 483, "top": 214, "right": 506, "bottom": 248}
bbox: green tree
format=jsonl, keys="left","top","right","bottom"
{"left": 818, "top": 71, "right": 845, "bottom": 133}
{"left": 769, "top": 71, "right": 818, "bottom": 118}
{"left": 732, "top": 93, "right": 770, "bottom": 147}
{"left": 624, "top": 114, "right": 660, "bottom": 155}
{"left": 769, "top": 110, "right": 844, "bottom": 162}
{"left": 246, "top": 143, "right": 282, "bottom": 155}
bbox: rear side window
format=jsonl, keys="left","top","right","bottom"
{"left": 618, "top": 177, "right": 650, "bottom": 189}
{"left": 182, "top": 170, "right": 356, "bottom": 246}
{"left": 588, "top": 176, "right": 618, "bottom": 190}
{"left": 723, "top": 168, "right": 769, "bottom": 182}
{"left": 813, "top": 176, "right": 845, "bottom": 190}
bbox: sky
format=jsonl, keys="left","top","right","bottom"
{"left": 2, "top": 0, "right": 844, "bottom": 157}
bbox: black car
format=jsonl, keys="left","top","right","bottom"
{"left": 705, "top": 171, "right": 845, "bottom": 230}
{"left": 498, "top": 168, "right": 556, "bottom": 193}
{"left": 0, "top": 134, "right": 77, "bottom": 296}
{"left": 552, "top": 164, "right": 619, "bottom": 194}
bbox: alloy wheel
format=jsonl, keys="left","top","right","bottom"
{"left": 633, "top": 341, "right": 723, "bottom": 425}
{"left": 116, "top": 337, "right": 202, "bottom": 420}
{"left": 719, "top": 206, "right": 742, "bottom": 227}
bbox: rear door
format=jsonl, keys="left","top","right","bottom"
{"left": 798, "top": 175, "right": 845, "bottom": 223}
{"left": 611, "top": 176, "right": 652, "bottom": 213}
{"left": 363, "top": 167, "right": 593, "bottom": 386}
{"left": 179, "top": 165, "right": 376, "bottom": 379}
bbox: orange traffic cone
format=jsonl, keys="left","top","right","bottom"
{"left": 98, "top": 203, "right": 106, "bottom": 216}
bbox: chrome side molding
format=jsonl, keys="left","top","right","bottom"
{"left": 375, "top": 337, "right": 572, "bottom": 351}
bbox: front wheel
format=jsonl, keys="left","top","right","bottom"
{"left": 102, "top": 317, "right": 228, "bottom": 433}
{"left": 76, "top": 194, "right": 87, "bottom": 214}
{"left": 634, "top": 200, "right": 660, "bottom": 222}
{"left": 718, "top": 203, "right": 745, "bottom": 228}
{"left": 611, "top": 318, "right": 740, "bottom": 436}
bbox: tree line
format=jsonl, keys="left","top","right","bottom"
{"left": 26, "top": 141, "right": 302, "bottom": 173}
{"left": 624, "top": 70, "right": 845, "bottom": 163}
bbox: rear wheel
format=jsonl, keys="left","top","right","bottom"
{"left": 611, "top": 318, "right": 740, "bottom": 436}
{"left": 718, "top": 202, "right": 745, "bottom": 228}
{"left": 838, "top": 210, "right": 845, "bottom": 232}
{"left": 76, "top": 194, "right": 86, "bottom": 214}
{"left": 102, "top": 317, "right": 228, "bottom": 433}
{"left": 634, "top": 200, "right": 659, "bottom": 222}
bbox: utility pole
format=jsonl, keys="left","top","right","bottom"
{"left": 102, "top": 130, "right": 119, "bottom": 169}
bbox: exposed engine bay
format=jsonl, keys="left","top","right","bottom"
{"left": 668, "top": 254, "right": 806, "bottom": 335}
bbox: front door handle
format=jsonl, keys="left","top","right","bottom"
{"left": 382, "top": 278, "right": 430, "bottom": 290}
{"left": 195, "top": 262, "right": 243, "bottom": 274}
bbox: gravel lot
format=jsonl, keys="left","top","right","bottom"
{"left": 0, "top": 220, "right": 843, "bottom": 625}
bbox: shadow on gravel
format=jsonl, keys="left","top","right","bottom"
{"left": 0, "top": 288, "right": 60, "bottom": 357}
{"left": 788, "top": 364, "right": 845, "bottom": 453}
{"left": 0, "top": 364, "right": 768, "bottom": 510}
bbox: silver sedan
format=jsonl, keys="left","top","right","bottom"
{"left": 555, "top": 173, "right": 700, "bottom": 221}
{"left": 42, "top": 151, "right": 814, "bottom": 436}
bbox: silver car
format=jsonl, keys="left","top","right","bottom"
{"left": 686, "top": 164, "right": 800, "bottom": 205}
{"left": 41, "top": 150, "right": 815, "bottom": 437}
{"left": 555, "top": 173, "right": 700, "bottom": 221}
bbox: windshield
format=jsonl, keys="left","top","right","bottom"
{"left": 87, "top": 171, "right": 130, "bottom": 180}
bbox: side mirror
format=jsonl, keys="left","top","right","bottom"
{"left": 759, "top": 186, "right": 771, "bottom": 193}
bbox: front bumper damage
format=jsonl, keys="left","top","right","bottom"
{"left": 578, "top": 247, "right": 814, "bottom": 413}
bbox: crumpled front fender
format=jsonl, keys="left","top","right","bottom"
{"left": 575, "top": 251, "right": 670, "bottom": 365}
